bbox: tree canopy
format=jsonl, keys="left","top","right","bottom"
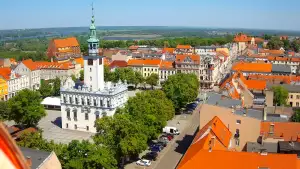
{"left": 162, "top": 73, "right": 199, "bottom": 110}
{"left": 292, "top": 110, "right": 300, "bottom": 122}
{"left": 272, "top": 86, "right": 288, "bottom": 106}
{"left": 146, "top": 73, "right": 159, "bottom": 89}
{"left": 0, "top": 101, "right": 9, "bottom": 121}
{"left": 8, "top": 89, "right": 46, "bottom": 127}
{"left": 267, "top": 37, "right": 284, "bottom": 50}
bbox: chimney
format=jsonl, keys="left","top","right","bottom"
{"left": 26, "top": 156, "right": 32, "bottom": 167}
{"left": 260, "top": 150, "right": 268, "bottom": 156}
{"left": 297, "top": 135, "right": 300, "bottom": 142}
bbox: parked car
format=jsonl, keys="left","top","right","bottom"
{"left": 150, "top": 144, "right": 162, "bottom": 152}
{"left": 142, "top": 152, "right": 158, "bottom": 161}
{"left": 161, "top": 134, "right": 174, "bottom": 141}
{"left": 136, "top": 159, "right": 151, "bottom": 166}
{"left": 156, "top": 142, "right": 167, "bottom": 147}
{"left": 163, "top": 126, "right": 180, "bottom": 135}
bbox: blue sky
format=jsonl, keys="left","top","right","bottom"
{"left": 1, "top": 0, "right": 300, "bottom": 30}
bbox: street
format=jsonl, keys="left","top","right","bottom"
{"left": 125, "top": 104, "right": 201, "bottom": 169}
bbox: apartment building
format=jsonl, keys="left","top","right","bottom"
{"left": 174, "top": 45, "right": 193, "bottom": 55}
{"left": 0, "top": 68, "right": 30, "bottom": 99}
{"left": 159, "top": 60, "right": 176, "bottom": 83}
{"left": 0, "top": 78, "right": 8, "bottom": 101}
{"left": 175, "top": 54, "right": 200, "bottom": 76}
{"left": 127, "top": 59, "right": 162, "bottom": 78}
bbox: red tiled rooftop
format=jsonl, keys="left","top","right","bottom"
{"left": 175, "top": 54, "right": 200, "bottom": 63}
{"left": 109, "top": 60, "right": 128, "bottom": 69}
{"left": 127, "top": 59, "right": 162, "bottom": 66}
{"left": 232, "top": 62, "right": 272, "bottom": 73}
{"left": 261, "top": 122, "right": 300, "bottom": 141}
{"left": 176, "top": 45, "right": 192, "bottom": 49}
{"left": 53, "top": 37, "right": 79, "bottom": 48}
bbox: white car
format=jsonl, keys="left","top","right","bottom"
{"left": 136, "top": 159, "right": 151, "bottom": 166}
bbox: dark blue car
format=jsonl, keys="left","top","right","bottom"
{"left": 150, "top": 145, "right": 162, "bottom": 152}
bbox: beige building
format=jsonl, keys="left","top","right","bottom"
{"left": 127, "top": 59, "right": 161, "bottom": 78}
{"left": 111, "top": 51, "right": 132, "bottom": 62}
{"left": 175, "top": 54, "right": 200, "bottom": 78}
{"left": 266, "top": 84, "right": 300, "bottom": 107}
{"left": 199, "top": 104, "right": 261, "bottom": 151}
{"left": 159, "top": 61, "right": 175, "bottom": 83}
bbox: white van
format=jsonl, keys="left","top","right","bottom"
{"left": 162, "top": 126, "right": 180, "bottom": 135}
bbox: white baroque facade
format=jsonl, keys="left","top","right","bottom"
{"left": 60, "top": 11, "right": 128, "bottom": 133}
{"left": 8, "top": 70, "right": 30, "bottom": 99}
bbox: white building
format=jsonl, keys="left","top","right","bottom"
{"left": 0, "top": 68, "right": 30, "bottom": 99}
{"left": 195, "top": 46, "right": 217, "bottom": 56}
{"left": 60, "top": 11, "right": 128, "bottom": 133}
{"left": 14, "top": 59, "right": 41, "bottom": 90}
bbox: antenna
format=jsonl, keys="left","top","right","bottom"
{"left": 91, "top": 2, "right": 94, "bottom": 16}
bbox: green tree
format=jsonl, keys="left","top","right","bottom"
{"left": 282, "top": 40, "right": 290, "bottom": 50}
{"left": 94, "top": 114, "right": 148, "bottom": 163}
{"left": 119, "top": 90, "right": 175, "bottom": 139}
{"left": 104, "top": 65, "right": 111, "bottom": 82}
{"left": 263, "top": 34, "right": 272, "bottom": 40}
{"left": 133, "top": 71, "right": 144, "bottom": 89}
{"left": 8, "top": 89, "right": 46, "bottom": 127}
{"left": 39, "top": 80, "right": 53, "bottom": 98}
{"left": 52, "top": 77, "right": 61, "bottom": 96}
{"left": 0, "top": 101, "right": 9, "bottom": 121}
{"left": 292, "top": 110, "right": 300, "bottom": 122}
{"left": 79, "top": 70, "right": 84, "bottom": 81}
{"left": 267, "top": 37, "right": 284, "bottom": 50}
{"left": 162, "top": 73, "right": 199, "bottom": 110}
{"left": 272, "top": 86, "right": 288, "bottom": 106}
{"left": 71, "top": 74, "right": 77, "bottom": 82}
{"left": 146, "top": 73, "right": 159, "bottom": 89}
{"left": 291, "top": 40, "right": 300, "bottom": 53}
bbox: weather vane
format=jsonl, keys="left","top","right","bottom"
{"left": 91, "top": 2, "right": 94, "bottom": 16}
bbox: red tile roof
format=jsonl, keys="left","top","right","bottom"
{"left": 128, "top": 45, "right": 139, "bottom": 50}
{"left": 159, "top": 61, "right": 174, "bottom": 69}
{"left": 175, "top": 54, "right": 200, "bottom": 64}
{"left": 74, "top": 57, "right": 84, "bottom": 68}
{"left": 22, "top": 59, "right": 39, "bottom": 71}
{"left": 109, "top": 60, "right": 128, "bottom": 69}
{"left": 0, "top": 67, "right": 11, "bottom": 80}
{"left": 234, "top": 33, "right": 249, "bottom": 42}
{"left": 162, "top": 48, "right": 175, "bottom": 54}
{"left": 53, "top": 37, "right": 79, "bottom": 48}
{"left": 35, "top": 61, "right": 74, "bottom": 70}
{"left": 176, "top": 45, "right": 192, "bottom": 49}
{"left": 259, "top": 49, "right": 284, "bottom": 55}
{"left": 232, "top": 62, "right": 272, "bottom": 73}
{"left": 177, "top": 117, "right": 300, "bottom": 169}
{"left": 127, "top": 59, "right": 161, "bottom": 66}
{"left": 261, "top": 122, "right": 300, "bottom": 141}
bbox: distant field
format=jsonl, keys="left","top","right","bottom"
{"left": 0, "top": 51, "right": 36, "bottom": 58}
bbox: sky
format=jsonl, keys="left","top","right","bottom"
{"left": 1, "top": 0, "right": 300, "bottom": 31}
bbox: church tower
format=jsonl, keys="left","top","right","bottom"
{"left": 84, "top": 5, "right": 104, "bottom": 91}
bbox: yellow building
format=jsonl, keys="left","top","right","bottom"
{"left": 127, "top": 59, "right": 162, "bottom": 78}
{"left": 0, "top": 78, "right": 8, "bottom": 101}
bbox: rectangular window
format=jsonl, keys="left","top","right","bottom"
{"left": 100, "top": 100, "right": 103, "bottom": 106}
{"left": 85, "top": 113, "right": 89, "bottom": 120}
{"left": 90, "top": 68, "right": 92, "bottom": 72}
{"left": 87, "top": 98, "right": 90, "bottom": 105}
{"left": 99, "top": 59, "right": 102, "bottom": 65}
{"left": 74, "top": 111, "right": 77, "bottom": 120}
{"left": 69, "top": 97, "right": 72, "bottom": 104}
{"left": 297, "top": 102, "right": 299, "bottom": 107}
{"left": 66, "top": 123, "right": 68, "bottom": 128}
{"left": 74, "top": 124, "right": 77, "bottom": 130}
{"left": 291, "top": 95, "right": 294, "bottom": 99}
{"left": 107, "top": 100, "right": 110, "bottom": 108}
{"left": 82, "top": 98, "right": 85, "bottom": 105}
{"left": 75, "top": 98, "right": 78, "bottom": 104}
{"left": 297, "top": 95, "right": 300, "bottom": 99}
{"left": 63, "top": 96, "right": 66, "bottom": 103}
{"left": 67, "top": 110, "right": 70, "bottom": 119}
{"left": 86, "top": 126, "right": 89, "bottom": 131}
{"left": 94, "top": 99, "right": 97, "bottom": 106}
{"left": 96, "top": 114, "right": 99, "bottom": 119}
{"left": 236, "top": 120, "right": 241, "bottom": 124}
{"left": 88, "top": 59, "right": 93, "bottom": 65}
{"left": 90, "top": 76, "right": 92, "bottom": 81}
{"left": 269, "top": 124, "right": 274, "bottom": 135}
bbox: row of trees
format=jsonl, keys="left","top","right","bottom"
{"left": 267, "top": 37, "right": 300, "bottom": 52}
{"left": 15, "top": 73, "right": 199, "bottom": 168}
{"left": 105, "top": 66, "right": 159, "bottom": 89}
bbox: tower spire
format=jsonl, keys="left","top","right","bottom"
{"left": 87, "top": 3, "right": 99, "bottom": 56}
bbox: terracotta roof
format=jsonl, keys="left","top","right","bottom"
{"left": 248, "top": 75, "right": 300, "bottom": 84}
{"left": 175, "top": 54, "right": 200, "bottom": 63}
{"left": 0, "top": 67, "right": 11, "bottom": 80}
{"left": 178, "top": 116, "right": 232, "bottom": 169}
{"left": 291, "top": 57, "right": 300, "bottom": 62}
{"left": 162, "top": 48, "right": 175, "bottom": 54}
{"left": 35, "top": 61, "right": 74, "bottom": 70}
{"left": 53, "top": 37, "right": 79, "bottom": 48}
{"left": 178, "top": 116, "right": 300, "bottom": 169}
{"left": 103, "top": 57, "right": 111, "bottom": 66}
{"left": 178, "top": 149, "right": 300, "bottom": 169}
{"left": 261, "top": 122, "right": 300, "bottom": 141}
{"left": 259, "top": 49, "right": 284, "bottom": 55}
{"left": 234, "top": 33, "right": 249, "bottom": 42}
{"left": 176, "top": 45, "right": 192, "bottom": 49}
{"left": 255, "top": 37, "right": 264, "bottom": 43}
{"left": 74, "top": 57, "right": 84, "bottom": 68}
{"left": 159, "top": 61, "right": 174, "bottom": 69}
{"left": 267, "top": 56, "right": 289, "bottom": 61}
{"left": 109, "top": 60, "right": 128, "bottom": 69}
{"left": 127, "top": 59, "right": 161, "bottom": 66}
{"left": 243, "top": 79, "right": 266, "bottom": 90}
{"left": 232, "top": 62, "right": 272, "bottom": 73}
{"left": 128, "top": 45, "right": 139, "bottom": 50}
{"left": 22, "top": 59, "right": 39, "bottom": 71}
